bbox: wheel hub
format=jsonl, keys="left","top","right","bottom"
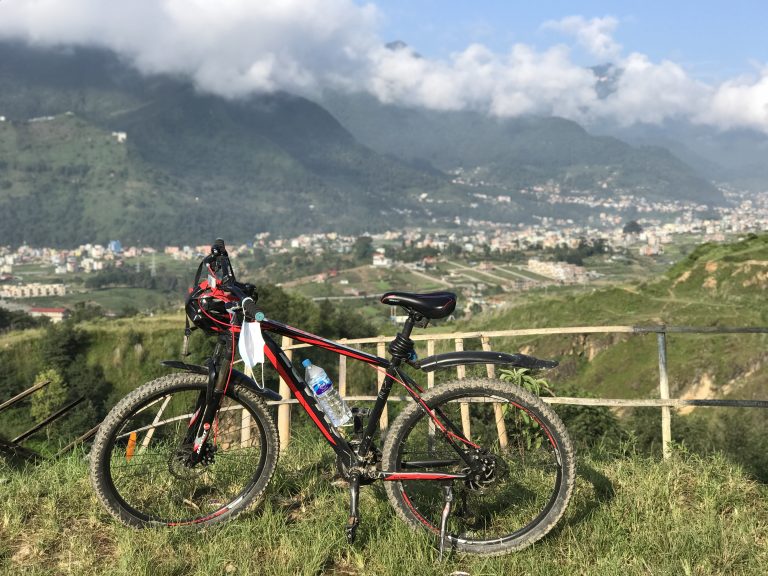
{"left": 465, "top": 453, "right": 507, "bottom": 491}
{"left": 168, "top": 442, "right": 215, "bottom": 478}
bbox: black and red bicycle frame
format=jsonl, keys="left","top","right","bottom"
{"left": 167, "top": 310, "right": 555, "bottom": 480}
{"left": 258, "top": 317, "right": 473, "bottom": 482}
{"left": 169, "top": 240, "right": 561, "bottom": 547}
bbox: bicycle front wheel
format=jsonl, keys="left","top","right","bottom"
{"left": 90, "top": 373, "right": 279, "bottom": 527}
{"left": 382, "top": 378, "right": 575, "bottom": 556}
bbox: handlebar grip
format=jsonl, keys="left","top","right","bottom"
{"left": 212, "top": 238, "right": 227, "bottom": 256}
{"left": 242, "top": 297, "right": 263, "bottom": 322}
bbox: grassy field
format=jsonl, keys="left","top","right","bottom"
{"left": 1, "top": 437, "right": 767, "bottom": 576}
{"left": 3, "top": 236, "right": 768, "bottom": 574}
{"left": 288, "top": 265, "right": 448, "bottom": 300}
{"left": 24, "top": 288, "right": 180, "bottom": 314}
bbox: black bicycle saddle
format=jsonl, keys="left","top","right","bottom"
{"left": 380, "top": 291, "right": 457, "bottom": 320}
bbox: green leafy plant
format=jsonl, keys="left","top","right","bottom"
{"left": 499, "top": 368, "right": 555, "bottom": 453}
{"left": 499, "top": 367, "right": 554, "bottom": 397}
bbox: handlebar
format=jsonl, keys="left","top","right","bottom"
{"left": 204, "top": 239, "right": 262, "bottom": 322}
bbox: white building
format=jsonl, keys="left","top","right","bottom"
{"left": 0, "top": 283, "right": 67, "bottom": 298}
{"left": 527, "top": 259, "right": 588, "bottom": 284}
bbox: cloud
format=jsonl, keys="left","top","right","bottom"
{"left": 1, "top": 2, "right": 768, "bottom": 132}
{"left": 595, "top": 54, "right": 712, "bottom": 125}
{"left": 696, "top": 69, "right": 768, "bottom": 130}
{"left": 542, "top": 15, "right": 622, "bottom": 61}
{"left": 0, "top": 0, "right": 381, "bottom": 97}
{"left": 368, "top": 42, "right": 597, "bottom": 119}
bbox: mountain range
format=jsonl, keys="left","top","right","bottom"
{"left": 0, "top": 41, "right": 750, "bottom": 246}
{"left": 319, "top": 91, "right": 724, "bottom": 204}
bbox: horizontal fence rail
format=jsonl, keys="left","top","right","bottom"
{"left": 267, "top": 325, "right": 768, "bottom": 458}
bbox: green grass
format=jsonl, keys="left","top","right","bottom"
{"left": 24, "top": 288, "right": 179, "bottom": 314}
{"left": 1, "top": 439, "right": 767, "bottom": 575}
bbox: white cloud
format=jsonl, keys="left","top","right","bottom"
{"left": 0, "top": 0, "right": 381, "bottom": 97}
{"left": 696, "top": 69, "right": 768, "bottom": 130}
{"left": 1, "top": 2, "right": 768, "bottom": 133}
{"left": 595, "top": 54, "right": 711, "bottom": 125}
{"left": 367, "top": 42, "right": 597, "bottom": 119}
{"left": 543, "top": 15, "right": 622, "bottom": 61}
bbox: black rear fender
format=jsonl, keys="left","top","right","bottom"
{"left": 413, "top": 351, "right": 557, "bottom": 373}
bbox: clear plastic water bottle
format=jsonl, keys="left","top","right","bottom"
{"left": 302, "top": 359, "right": 352, "bottom": 427}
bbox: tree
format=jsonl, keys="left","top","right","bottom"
{"left": 623, "top": 220, "right": 643, "bottom": 235}
{"left": 40, "top": 322, "right": 86, "bottom": 369}
{"left": 352, "top": 236, "right": 374, "bottom": 262}
{"left": 30, "top": 368, "right": 68, "bottom": 440}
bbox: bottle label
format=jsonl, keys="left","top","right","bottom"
{"left": 311, "top": 376, "right": 332, "bottom": 396}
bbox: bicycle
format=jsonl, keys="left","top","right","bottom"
{"left": 89, "top": 239, "right": 576, "bottom": 557}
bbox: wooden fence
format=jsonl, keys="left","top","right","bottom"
{"left": 268, "top": 325, "right": 768, "bottom": 458}
{"left": 0, "top": 379, "right": 95, "bottom": 462}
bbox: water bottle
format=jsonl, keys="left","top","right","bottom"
{"left": 302, "top": 359, "right": 352, "bottom": 427}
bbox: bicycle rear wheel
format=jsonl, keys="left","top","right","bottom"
{"left": 382, "top": 378, "right": 575, "bottom": 556}
{"left": 90, "top": 373, "right": 279, "bottom": 527}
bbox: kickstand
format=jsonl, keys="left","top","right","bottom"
{"left": 438, "top": 482, "right": 454, "bottom": 561}
{"left": 345, "top": 473, "right": 361, "bottom": 544}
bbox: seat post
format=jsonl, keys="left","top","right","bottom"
{"left": 400, "top": 314, "right": 416, "bottom": 339}
{"left": 387, "top": 313, "right": 420, "bottom": 365}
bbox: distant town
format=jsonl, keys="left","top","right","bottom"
{"left": 1, "top": 187, "right": 767, "bottom": 322}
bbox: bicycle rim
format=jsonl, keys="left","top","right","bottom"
{"left": 102, "top": 384, "right": 270, "bottom": 525}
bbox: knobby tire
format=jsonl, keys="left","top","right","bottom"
{"left": 89, "top": 373, "right": 279, "bottom": 527}
{"left": 382, "top": 378, "right": 576, "bottom": 556}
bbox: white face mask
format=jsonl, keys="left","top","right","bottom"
{"left": 238, "top": 319, "right": 266, "bottom": 379}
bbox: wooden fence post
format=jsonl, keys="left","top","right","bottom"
{"left": 427, "top": 339, "right": 436, "bottom": 389}
{"left": 139, "top": 395, "right": 172, "bottom": 451}
{"left": 278, "top": 336, "right": 293, "bottom": 451}
{"left": 482, "top": 336, "right": 508, "bottom": 449}
{"left": 338, "top": 342, "right": 347, "bottom": 399}
{"left": 657, "top": 330, "right": 672, "bottom": 459}
{"left": 426, "top": 338, "right": 436, "bottom": 451}
{"left": 455, "top": 338, "right": 471, "bottom": 440}
{"left": 377, "top": 341, "right": 388, "bottom": 430}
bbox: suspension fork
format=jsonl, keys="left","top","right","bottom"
{"left": 184, "top": 334, "right": 235, "bottom": 461}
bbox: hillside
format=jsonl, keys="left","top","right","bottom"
{"left": 0, "top": 42, "right": 472, "bottom": 245}
{"left": 0, "top": 113, "right": 193, "bottom": 246}
{"left": 0, "top": 41, "right": 725, "bottom": 246}
{"left": 468, "top": 233, "right": 768, "bottom": 396}
{"left": 320, "top": 91, "right": 724, "bottom": 204}
{"left": 599, "top": 119, "right": 768, "bottom": 192}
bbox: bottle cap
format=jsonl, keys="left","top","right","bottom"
{"left": 302, "top": 359, "right": 312, "bottom": 368}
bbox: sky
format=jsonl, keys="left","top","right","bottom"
{"left": 1, "top": 0, "right": 767, "bottom": 133}
{"left": 371, "top": 1, "right": 767, "bottom": 82}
